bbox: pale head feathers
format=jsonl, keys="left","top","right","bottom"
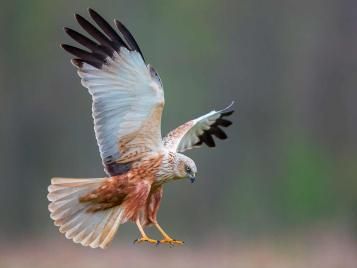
{"left": 173, "top": 153, "right": 197, "bottom": 179}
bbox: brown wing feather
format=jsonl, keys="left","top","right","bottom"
{"left": 79, "top": 154, "right": 164, "bottom": 223}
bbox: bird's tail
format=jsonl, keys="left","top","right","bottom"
{"left": 47, "top": 177, "right": 124, "bottom": 249}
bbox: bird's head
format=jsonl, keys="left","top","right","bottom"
{"left": 174, "top": 154, "right": 197, "bottom": 183}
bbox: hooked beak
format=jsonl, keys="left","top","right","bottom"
{"left": 189, "top": 173, "right": 196, "bottom": 183}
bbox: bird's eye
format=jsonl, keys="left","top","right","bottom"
{"left": 185, "top": 165, "right": 191, "bottom": 173}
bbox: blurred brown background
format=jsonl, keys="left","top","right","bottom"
{"left": 0, "top": 0, "right": 356, "bottom": 267}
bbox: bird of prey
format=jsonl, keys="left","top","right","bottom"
{"left": 48, "top": 8, "right": 234, "bottom": 249}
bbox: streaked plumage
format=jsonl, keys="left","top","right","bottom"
{"left": 48, "top": 8, "right": 234, "bottom": 249}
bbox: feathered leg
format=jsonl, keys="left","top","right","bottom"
{"left": 144, "top": 186, "right": 183, "bottom": 245}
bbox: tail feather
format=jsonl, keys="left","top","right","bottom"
{"left": 48, "top": 177, "right": 123, "bottom": 249}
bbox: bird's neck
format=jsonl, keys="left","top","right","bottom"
{"left": 155, "top": 151, "right": 178, "bottom": 184}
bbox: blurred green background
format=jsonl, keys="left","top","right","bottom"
{"left": 0, "top": 0, "right": 356, "bottom": 267}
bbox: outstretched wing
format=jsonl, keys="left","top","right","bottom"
{"left": 62, "top": 9, "right": 165, "bottom": 176}
{"left": 163, "top": 102, "right": 234, "bottom": 152}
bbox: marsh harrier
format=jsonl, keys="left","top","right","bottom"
{"left": 48, "top": 8, "right": 234, "bottom": 249}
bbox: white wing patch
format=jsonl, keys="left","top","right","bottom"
{"left": 62, "top": 11, "right": 165, "bottom": 176}
{"left": 78, "top": 49, "right": 164, "bottom": 164}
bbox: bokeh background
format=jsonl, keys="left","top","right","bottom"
{"left": 0, "top": 0, "right": 356, "bottom": 267}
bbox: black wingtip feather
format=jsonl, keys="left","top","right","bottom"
{"left": 202, "top": 132, "right": 216, "bottom": 147}
{"left": 62, "top": 9, "right": 146, "bottom": 69}
{"left": 88, "top": 8, "right": 127, "bottom": 50}
{"left": 74, "top": 13, "right": 81, "bottom": 21}
{"left": 211, "top": 126, "right": 228, "bottom": 139}
{"left": 193, "top": 103, "right": 234, "bottom": 148}
{"left": 64, "top": 27, "right": 113, "bottom": 58}
{"left": 77, "top": 13, "right": 117, "bottom": 52}
{"left": 216, "top": 118, "right": 232, "bottom": 127}
{"left": 114, "top": 19, "right": 145, "bottom": 60}
{"left": 71, "top": 58, "right": 83, "bottom": 68}
{"left": 62, "top": 44, "right": 104, "bottom": 69}
{"left": 221, "top": 110, "right": 234, "bottom": 117}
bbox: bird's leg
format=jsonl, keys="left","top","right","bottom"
{"left": 134, "top": 219, "right": 159, "bottom": 245}
{"left": 154, "top": 222, "right": 184, "bottom": 245}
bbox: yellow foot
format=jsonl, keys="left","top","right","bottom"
{"left": 159, "top": 238, "right": 184, "bottom": 246}
{"left": 134, "top": 237, "right": 159, "bottom": 245}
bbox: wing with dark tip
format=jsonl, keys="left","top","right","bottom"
{"left": 114, "top": 19, "right": 145, "bottom": 60}
{"left": 163, "top": 102, "right": 234, "bottom": 152}
{"left": 62, "top": 9, "right": 164, "bottom": 176}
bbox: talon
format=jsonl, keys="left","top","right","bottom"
{"left": 159, "top": 238, "right": 184, "bottom": 246}
{"left": 134, "top": 237, "right": 159, "bottom": 245}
